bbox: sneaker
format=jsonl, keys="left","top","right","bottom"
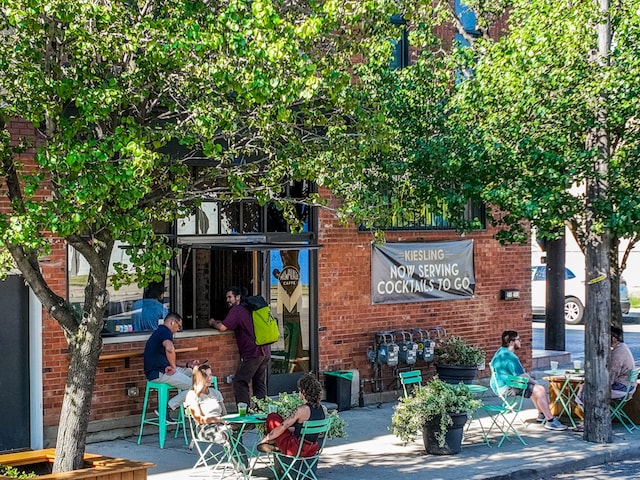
{"left": 544, "top": 417, "right": 568, "bottom": 431}
{"left": 154, "top": 409, "right": 178, "bottom": 425}
{"left": 536, "top": 412, "right": 545, "bottom": 423}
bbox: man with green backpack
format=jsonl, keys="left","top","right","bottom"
{"left": 209, "top": 286, "right": 272, "bottom": 407}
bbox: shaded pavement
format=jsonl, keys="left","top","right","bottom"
{"left": 87, "top": 368, "right": 640, "bottom": 480}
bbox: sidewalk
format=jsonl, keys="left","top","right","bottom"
{"left": 87, "top": 370, "right": 640, "bottom": 480}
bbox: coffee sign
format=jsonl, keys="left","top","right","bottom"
{"left": 278, "top": 265, "right": 300, "bottom": 297}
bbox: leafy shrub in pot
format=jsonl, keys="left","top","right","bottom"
{"left": 435, "top": 336, "right": 485, "bottom": 367}
{"left": 391, "top": 376, "right": 481, "bottom": 448}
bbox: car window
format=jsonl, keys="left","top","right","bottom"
{"left": 565, "top": 268, "right": 576, "bottom": 280}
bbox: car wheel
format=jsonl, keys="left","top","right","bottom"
{"left": 564, "top": 297, "right": 584, "bottom": 325}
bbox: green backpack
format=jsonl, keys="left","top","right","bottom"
{"left": 245, "top": 295, "right": 280, "bottom": 346}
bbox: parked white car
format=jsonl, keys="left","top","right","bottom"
{"left": 531, "top": 265, "right": 631, "bottom": 324}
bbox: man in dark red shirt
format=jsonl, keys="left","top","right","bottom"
{"left": 209, "top": 287, "right": 270, "bottom": 406}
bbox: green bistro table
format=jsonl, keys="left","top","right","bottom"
{"left": 221, "top": 413, "right": 268, "bottom": 479}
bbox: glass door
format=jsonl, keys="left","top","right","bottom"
{"left": 268, "top": 249, "right": 311, "bottom": 394}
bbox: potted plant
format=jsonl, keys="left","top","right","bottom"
{"left": 434, "top": 336, "right": 485, "bottom": 384}
{"left": 391, "top": 376, "right": 481, "bottom": 455}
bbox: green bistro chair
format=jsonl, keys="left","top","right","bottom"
{"left": 464, "top": 384, "right": 489, "bottom": 444}
{"left": 610, "top": 367, "right": 640, "bottom": 434}
{"left": 399, "top": 370, "right": 423, "bottom": 398}
{"left": 485, "top": 373, "right": 529, "bottom": 447}
{"left": 270, "top": 418, "right": 332, "bottom": 480}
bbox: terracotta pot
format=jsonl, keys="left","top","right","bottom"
{"left": 0, "top": 449, "right": 154, "bottom": 480}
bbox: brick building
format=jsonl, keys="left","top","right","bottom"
{"left": 1, "top": 118, "right": 532, "bottom": 451}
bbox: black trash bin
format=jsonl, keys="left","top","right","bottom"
{"left": 324, "top": 370, "right": 353, "bottom": 411}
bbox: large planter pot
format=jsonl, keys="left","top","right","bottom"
{"left": 0, "top": 449, "right": 154, "bottom": 480}
{"left": 422, "top": 413, "right": 467, "bottom": 455}
{"left": 435, "top": 364, "right": 477, "bottom": 385}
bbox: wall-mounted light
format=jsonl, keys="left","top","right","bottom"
{"left": 500, "top": 289, "right": 520, "bottom": 300}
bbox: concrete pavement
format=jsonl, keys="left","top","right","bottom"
{"left": 86, "top": 367, "right": 640, "bottom": 480}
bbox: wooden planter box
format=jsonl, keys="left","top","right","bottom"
{"left": 0, "top": 449, "right": 154, "bottom": 480}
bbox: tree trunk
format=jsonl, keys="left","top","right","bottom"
{"left": 52, "top": 318, "right": 103, "bottom": 472}
{"left": 545, "top": 235, "right": 566, "bottom": 350}
{"left": 51, "top": 236, "right": 112, "bottom": 472}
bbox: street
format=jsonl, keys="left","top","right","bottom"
{"left": 542, "top": 458, "right": 640, "bottom": 479}
{"left": 532, "top": 317, "right": 640, "bottom": 362}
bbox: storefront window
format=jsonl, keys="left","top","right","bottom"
{"left": 68, "top": 242, "right": 166, "bottom": 336}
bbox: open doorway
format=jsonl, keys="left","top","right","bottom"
{"left": 181, "top": 247, "right": 258, "bottom": 329}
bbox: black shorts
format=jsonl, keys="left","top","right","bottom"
{"left": 507, "top": 381, "right": 535, "bottom": 398}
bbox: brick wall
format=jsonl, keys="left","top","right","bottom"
{"left": 316, "top": 187, "right": 532, "bottom": 392}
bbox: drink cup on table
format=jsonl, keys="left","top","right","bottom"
{"left": 237, "top": 402, "right": 247, "bottom": 416}
{"left": 550, "top": 361, "right": 559, "bottom": 372}
{"left": 573, "top": 360, "right": 582, "bottom": 372}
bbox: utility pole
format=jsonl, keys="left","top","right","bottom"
{"left": 583, "top": 0, "right": 612, "bottom": 444}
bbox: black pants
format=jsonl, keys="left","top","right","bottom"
{"left": 233, "top": 355, "right": 270, "bottom": 405}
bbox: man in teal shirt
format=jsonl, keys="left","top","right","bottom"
{"left": 490, "top": 330, "right": 567, "bottom": 431}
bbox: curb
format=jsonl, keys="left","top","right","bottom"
{"left": 490, "top": 440, "right": 640, "bottom": 480}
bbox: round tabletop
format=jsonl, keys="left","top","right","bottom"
{"left": 222, "top": 413, "right": 267, "bottom": 424}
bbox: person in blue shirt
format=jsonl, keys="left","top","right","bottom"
{"left": 490, "top": 330, "right": 567, "bottom": 431}
{"left": 143, "top": 312, "right": 200, "bottom": 423}
{"left": 132, "top": 281, "right": 168, "bottom": 331}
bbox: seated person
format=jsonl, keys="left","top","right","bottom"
{"left": 143, "top": 312, "right": 199, "bottom": 423}
{"left": 490, "top": 330, "right": 567, "bottom": 431}
{"left": 576, "top": 325, "right": 636, "bottom": 410}
{"left": 184, "top": 364, "right": 229, "bottom": 444}
{"left": 257, "top": 373, "right": 326, "bottom": 455}
{"left": 610, "top": 326, "right": 636, "bottom": 399}
{"left": 132, "top": 281, "right": 168, "bottom": 331}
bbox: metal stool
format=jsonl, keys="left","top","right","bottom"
{"left": 138, "top": 381, "right": 187, "bottom": 448}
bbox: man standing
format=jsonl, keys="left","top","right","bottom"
{"left": 209, "top": 287, "right": 270, "bottom": 406}
{"left": 490, "top": 330, "right": 567, "bottom": 431}
{"left": 610, "top": 326, "right": 636, "bottom": 399}
{"left": 143, "top": 312, "right": 199, "bottom": 423}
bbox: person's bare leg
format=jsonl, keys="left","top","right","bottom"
{"left": 531, "top": 385, "right": 554, "bottom": 420}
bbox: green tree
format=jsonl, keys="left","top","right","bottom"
{"left": 0, "top": 0, "right": 448, "bottom": 471}
{"left": 447, "top": 0, "right": 640, "bottom": 442}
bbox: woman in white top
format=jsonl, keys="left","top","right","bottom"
{"left": 184, "top": 364, "right": 228, "bottom": 443}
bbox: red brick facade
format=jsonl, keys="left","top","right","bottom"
{"left": 316, "top": 189, "right": 532, "bottom": 391}
{"left": 3, "top": 116, "right": 532, "bottom": 446}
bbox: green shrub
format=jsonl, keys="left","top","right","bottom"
{"left": 435, "top": 336, "right": 485, "bottom": 367}
{"left": 0, "top": 465, "right": 37, "bottom": 479}
{"left": 391, "top": 376, "right": 481, "bottom": 447}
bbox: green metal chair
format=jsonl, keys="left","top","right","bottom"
{"left": 464, "top": 384, "right": 489, "bottom": 443}
{"left": 610, "top": 367, "right": 640, "bottom": 433}
{"left": 399, "top": 370, "right": 422, "bottom": 398}
{"left": 138, "top": 381, "right": 187, "bottom": 448}
{"left": 484, "top": 373, "right": 529, "bottom": 447}
{"left": 269, "top": 417, "right": 332, "bottom": 480}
